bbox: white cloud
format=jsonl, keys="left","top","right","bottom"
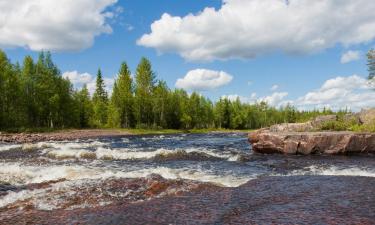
{"left": 259, "top": 92, "right": 289, "bottom": 106}
{"left": 62, "top": 71, "right": 93, "bottom": 85}
{"left": 294, "top": 75, "right": 375, "bottom": 111}
{"left": 175, "top": 69, "right": 233, "bottom": 91}
{"left": 0, "top": 0, "right": 118, "bottom": 51}
{"left": 270, "top": 84, "right": 279, "bottom": 91}
{"left": 224, "top": 75, "right": 375, "bottom": 111}
{"left": 63, "top": 71, "right": 114, "bottom": 95}
{"left": 222, "top": 94, "right": 256, "bottom": 103}
{"left": 138, "top": 0, "right": 375, "bottom": 61}
{"left": 222, "top": 92, "right": 288, "bottom": 107}
{"left": 341, "top": 50, "right": 361, "bottom": 64}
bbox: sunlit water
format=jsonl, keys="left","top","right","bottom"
{"left": 0, "top": 133, "right": 374, "bottom": 224}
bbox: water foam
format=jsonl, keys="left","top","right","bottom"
{"left": 0, "top": 162, "right": 249, "bottom": 187}
{"left": 288, "top": 165, "right": 375, "bottom": 177}
{"left": 0, "top": 144, "right": 22, "bottom": 152}
{"left": 45, "top": 146, "right": 243, "bottom": 162}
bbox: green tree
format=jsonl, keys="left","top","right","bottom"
{"left": 75, "top": 85, "right": 93, "bottom": 128}
{"left": 92, "top": 69, "right": 108, "bottom": 127}
{"left": 111, "top": 62, "right": 134, "bottom": 128}
{"left": 134, "top": 57, "right": 155, "bottom": 127}
{"left": 152, "top": 81, "right": 169, "bottom": 128}
{"left": 368, "top": 49, "right": 375, "bottom": 79}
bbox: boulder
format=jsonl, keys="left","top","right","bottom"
{"left": 269, "top": 122, "right": 313, "bottom": 132}
{"left": 269, "top": 115, "right": 337, "bottom": 132}
{"left": 358, "top": 108, "right": 375, "bottom": 125}
{"left": 311, "top": 115, "right": 337, "bottom": 128}
{"left": 249, "top": 130, "right": 375, "bottom": 155}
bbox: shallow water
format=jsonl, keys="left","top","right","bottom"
{"left": 0, "top": 133, "right": 374, "bottom": 224}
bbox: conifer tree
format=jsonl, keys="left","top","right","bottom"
{"left": 111, "top": 62, "right": 134, "bottom": 128}
{"left": 368, "top": 49, "right": 375, "bottom": 79}
{"left": 92, "top": 69, "right": 108, "bottom": 127}
{"left": 75, "top": 85, "right": 93, "bottom": 128}
{"left": 134, "top": 57, "right": 155, "bottom": 127}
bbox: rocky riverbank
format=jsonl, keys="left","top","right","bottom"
{"left": 0, "top": 129, "right": 130, "bottom": 143}
{"left": 249, "top": 109, "right": 375, "bottom": 155}
{"left": 249, "top": 130, "right": 375, "bottom": 154}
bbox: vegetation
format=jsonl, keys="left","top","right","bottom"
{"left": 0, "top": 50, "right": 337, "bottom": 132}
{"left": 368, "top": 49, "right": 375, "bottom": 80}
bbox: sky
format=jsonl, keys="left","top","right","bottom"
{"left": 1, "top": 0, "right": 375, "bottom": 111}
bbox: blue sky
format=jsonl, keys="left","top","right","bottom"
{"left": 2, "top": 0, "right": 375, "bottom": 111}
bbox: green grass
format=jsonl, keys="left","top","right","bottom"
{"left": 118, "top": 128, "right": 253, "bottom": 135}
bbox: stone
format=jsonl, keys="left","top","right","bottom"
{"left": 249, "top": 130, "right": 375, "bottom": 155}
{"left": 358, "top": 108, "right": 375, "bottom": 125}
{"left": 311, "top": 115, "right": 337, "bottom": 128}
{"left": 269, "top": 122, "right": 314, "bottom": 132}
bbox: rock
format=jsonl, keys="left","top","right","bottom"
{"left": 358, "top": 108, "right": 375, "bottom": 125}
{"left": 342, "top": 113, "right": 361, "bottom": 124}
{"left": 269, "top": 115, "right": 338, "bottom": 132}
{"left": 269, "top": 122, "right": 314, "bottom": 132}
{"left": 249, "top": 130, "right": 375, "bottom": 155}
{"left": 311, "top": 115, "right": 337, "bottom": 128}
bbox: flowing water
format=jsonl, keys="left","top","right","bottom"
{"left": 0, "top": 133, "right": 374, "bottom": 224}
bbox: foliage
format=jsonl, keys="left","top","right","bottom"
{"left": 0, "top": 50, "right": 342, "bottom": 131}
{"left": 368, "top": 49, "right": 375, "bottom": 80}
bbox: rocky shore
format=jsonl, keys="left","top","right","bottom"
{"left": 0, "top": 129, "right": 130, "bottom": 143}
{"left": 249, "top": 130, "right": 375, "bottom": 154}
{"left": 249, "top": 109, "right": 375, "bottom": 155}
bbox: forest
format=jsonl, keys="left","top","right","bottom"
{"left": 0, "top": 50, "right": 339, "bottom": 131}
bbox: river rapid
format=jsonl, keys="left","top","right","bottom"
{"left": 0, "top": 133, "right": 374, "bottom": 224}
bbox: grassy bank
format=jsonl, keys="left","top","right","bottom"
{"left": 0, "top": 128, "right": 254, "bottom": 135}
{"left": 117, "top": 128, "right": 254, "bottom": 135}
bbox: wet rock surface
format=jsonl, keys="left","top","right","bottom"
{"left": 0, "top": 129, "right": 131, "bottom": 143}
{"left": 249, "top": 130, "right": 375, "bottom": 154}
{"left": 1, "top": 176, "right": 374, "bottom": 225}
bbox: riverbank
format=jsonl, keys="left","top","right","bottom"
{"left": 0, "top": 128, "right": 252, "bottom": 143}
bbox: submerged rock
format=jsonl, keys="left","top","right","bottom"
{"left": 249, "top": 130, "right": 375, "bottom": 154}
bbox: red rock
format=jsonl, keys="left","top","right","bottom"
{"left": 249, "top": 130, "right": 375, "bottom": 155}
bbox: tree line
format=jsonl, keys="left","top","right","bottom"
{"left": 0, "top": 50, "right": 335, "bottom": 131}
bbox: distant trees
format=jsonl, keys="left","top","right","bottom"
{"left": 0, "top": 50, "right": 336, "bottom": 131}
{"left": 368, "top": 49, "right": 375, "bottom": 79}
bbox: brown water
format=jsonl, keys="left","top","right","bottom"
{"left": 0, "top": 133, "right": 374, "bottom": 224}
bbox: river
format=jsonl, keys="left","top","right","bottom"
{"left": 0, "top": 133, "right": 374, "bottom": 224}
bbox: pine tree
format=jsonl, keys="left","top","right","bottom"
{"left": 368, "top": 49, "right": 375, "bottom": 79}
{"left": 92, "top": 69, "right": 108, "bottom": 127}
{"left": 111, "top": 62, "right": 134, "bottom": 128}
{"left": 134, "top": 57, "right": 155, "bottom": 127}
{"left": 152, "top": 81, "right": 169, "bottom": 128}
{"left": 75, "top": 85, "right": 93, "bottom": 128}
{"left": 0, "top": 50, "right": 23, "bottom": 128}
{"left": 93, "top": 69, "right": 108, "bottom": 102}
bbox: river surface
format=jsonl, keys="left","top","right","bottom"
{"left": 0, "top": 133, "right": 374, "bottom": 224}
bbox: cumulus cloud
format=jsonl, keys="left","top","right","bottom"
{"left": 222, "top": 92, "right": 288, "bottom": 107}
{"left": 294, "top": 75, "right": 375, "bottom": 111}
{"left": 0, "top": 0, "right": 118, "bottom": 51}
{"left": 175, "top": 69, "right": 233, "bottom": 91}
{"left": 341, "top": 50, "right": 361, "bottom": 64}
{"left": 62, "top": 71, "right": 114, "bottom": 95}
{"left": 138, "top": 0, "right": 375, "bottom": 61}
{"left": 270, "top": 84, "right": 279, "bottom": 91}
{"left": 62, "top": 71, "right": 93, "bottom": 85}
{"left": 224, "top": 75, "right": 375, "bottom": 111}
{"left": 259, "top": 92, "right": 289, "bottom": 106}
